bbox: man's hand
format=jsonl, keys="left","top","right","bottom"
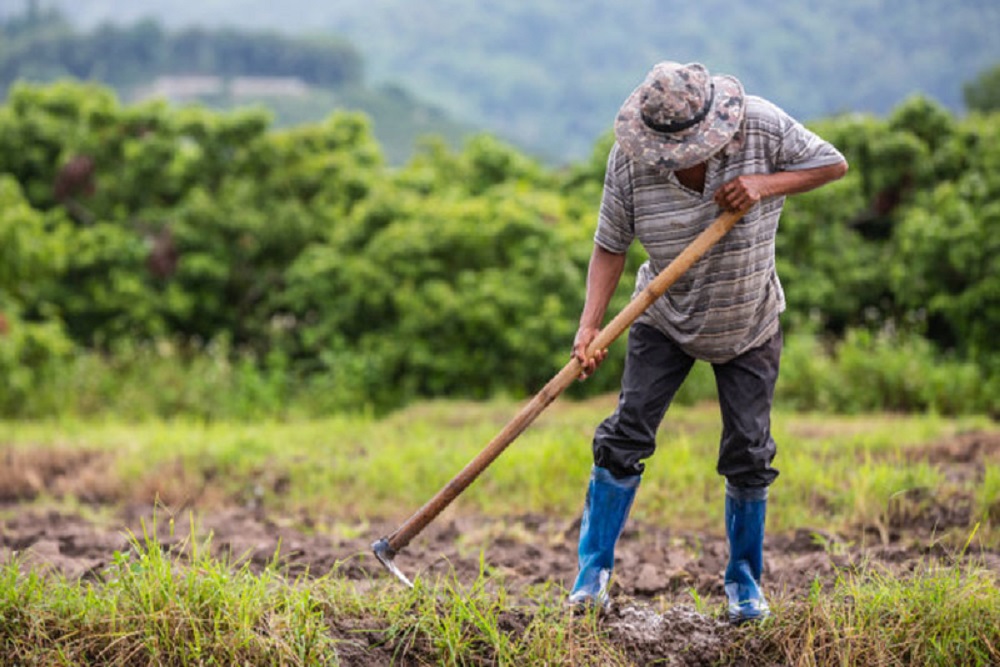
{"left": 714, "top": 174, "right": 769, "bottom": 212}
{"left": 573, "top": 244, "right": 627, "bottom": 381}
{"left": 573, "top": 325, "right": 607, "bottom": 380}
{"left": 714, "top": 162, "right": 849, "bottom": 212}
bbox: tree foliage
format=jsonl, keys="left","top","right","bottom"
{"left": 1, "top": 81, "right": 999, "bottom": 415}
{"left": 964, "top": 63, "right": 1000, "bottom": 113}
{"left": 0, "top": 7, "right": 362, "bottom": 91}
{"left": 0, "top": 174, "right": 74, "bottom": 414}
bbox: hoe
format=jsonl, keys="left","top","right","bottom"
{"left": 372, "top": 207, "right": 748, "bottom": 587}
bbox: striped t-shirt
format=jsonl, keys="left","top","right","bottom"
{"left": 595, "top": 95, "right": 846, "bottom": 363}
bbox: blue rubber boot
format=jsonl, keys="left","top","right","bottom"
{"left": 567, "top": 466, "right": 640, "bottom": 610}
{"left": 724, "top": 484, "right": 770, "bottom": 624}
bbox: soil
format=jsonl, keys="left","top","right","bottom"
{"left": 2, "top": 430, "right": 1000, "bottom": 666}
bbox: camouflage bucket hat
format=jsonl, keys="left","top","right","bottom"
{"left": 615, "top": 61, "right": 746, "bottom": 170}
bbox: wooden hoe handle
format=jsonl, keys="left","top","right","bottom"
{"left": 373, "top": 207, "right": 748, "bottom": 583}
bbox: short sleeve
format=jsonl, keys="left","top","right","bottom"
{"left": 766, "top": 100, "right": 846, "bottom": 172}
{"left": 593, "top": 143, "right": 635, "bottom": 253}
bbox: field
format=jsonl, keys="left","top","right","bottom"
{"left": 2, "top": 395, "right": 1000, "bottom": 665}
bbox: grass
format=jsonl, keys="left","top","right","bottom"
{"left": 1, "top": 524, "right": 997, "bottom": 666}
{"left": 0, "top": 399, "right": 993, "bottom": 541}
{"left": 1, "top": 397, "right": 999, "bottom": 665}
{"left": 0, "top": 522, "right": 626, "bottom": 666}
{"left": 728, "top": 555, "right": 1000, "bottom": 666}
{"left": 0, "top": 526, "right": 339, "bottom": 664}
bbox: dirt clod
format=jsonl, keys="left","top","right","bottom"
{"left": 606, "top": 604, "right": 729, "bottom": 666}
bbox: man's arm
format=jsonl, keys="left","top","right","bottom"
{"left": 714, "top": 161, "right": 848, "bottom": 212}
{"left": 573, "top": 244, "right": 628, "bottom": 379}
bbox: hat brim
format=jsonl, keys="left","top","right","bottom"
{"left": 614, "top": 74, "right": 746, "bottom": 170}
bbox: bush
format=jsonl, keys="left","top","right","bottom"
{"left": 0, "top": 307, "right": 74, "bottom": 417}
{"left": 778, "top": 328, "right": 995, "bottom": 416}
{"left": 2, "top": 82, "right": 1000, "bottom": 419}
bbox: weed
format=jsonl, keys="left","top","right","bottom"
{"left": 728, "top": 560, "right": 1000, "bottom": 667}
{"left": 687, "top": 586, "right": 710, "bottom": 615}
{"left": 979, "top": 464, "right": 1000, "bottom": 523}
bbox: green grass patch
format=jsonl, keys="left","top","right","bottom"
{"left": 729, "top": 557, "right": 1000, "bottom": 666}
{"left": 2, "top": 518, "right": 998, "bottom": 665}
{"left": 1, "top": 402, "right": 995, "bottom": 543}
{"left": 1, "top": 398, "right": 998, "bottom": 664}
{"left": 0, "top": 524, "right": 626, "bottom": 666}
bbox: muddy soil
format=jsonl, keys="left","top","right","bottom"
{"left": 2, "top": 430, "right": 1000, "bottom": 666}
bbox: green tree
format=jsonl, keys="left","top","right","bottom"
{"left": 964, "top": 63, "right": 1000, "bottom": 113}
{"left": 281, "top": 136, "right": 592, "bottom": 407}
{"left": 2, "top": 81, "right": 385, "bottom": 350}
{"left": 0, "top": 175, "right": 73, "bottom": 415}
{"left": 889, "top": 112, "right": 1000, "bottom": 360}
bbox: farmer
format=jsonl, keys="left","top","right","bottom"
{"left": 568, "top": 61, "right": 848, "bottom": 623}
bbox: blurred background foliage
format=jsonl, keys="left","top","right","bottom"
{"left": 2, "top": 1, "right": 1000, "bottom": 420}
{"left": 2, "top": 80, "right": 1000, "bottom": 420}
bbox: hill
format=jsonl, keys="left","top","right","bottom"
{"left": 22, "top": 0, "right": 1000, "bottom": 163}
{"left": 0, "top": 4, "right": 473, "bottom": 164}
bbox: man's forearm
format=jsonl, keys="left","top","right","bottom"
{"left": 760, "top": 161, "right": 849, "bottom": 198}
{"left": 579, "top": 245, "right": 628, "bottom": 329}
{"left": 715, "top": 160, "right": 848, "bottom": 211}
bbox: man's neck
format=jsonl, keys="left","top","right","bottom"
{"left": 674, "top": 162, "right": 707, "bottom": 193}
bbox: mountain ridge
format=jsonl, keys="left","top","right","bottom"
{"left": 18, "top": 0, "right": 1000, "bottom": 162}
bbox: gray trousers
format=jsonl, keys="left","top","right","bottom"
{"left": 593, "top": 322, "right": 781, "bottom": 488}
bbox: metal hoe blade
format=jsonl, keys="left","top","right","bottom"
{"left": 371, "top": 538, "right": 414, "bottom": 588}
